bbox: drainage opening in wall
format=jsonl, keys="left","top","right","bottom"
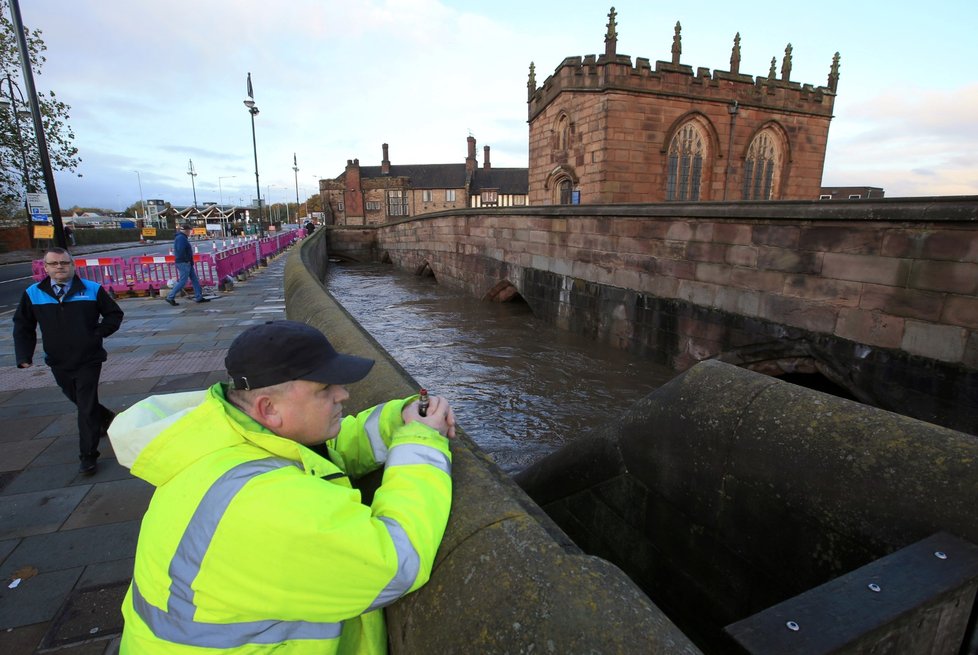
{"left": 484, "top": 280, "right": 525, "bottom": 304}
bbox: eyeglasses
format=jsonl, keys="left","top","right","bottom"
{"left": 44, "top": 260, "right": 74, "bottom": 267}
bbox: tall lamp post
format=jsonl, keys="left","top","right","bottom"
{"left": 187, "top": 158, "right": 198, "bottom": 208}
{"left": 292, "top": 153, "right": 300, "bottom": 225}
{"left": 0, "top": 74, "right": 33, "bottom": 240}
{"left": 218, "top": 175, "right": 236, "bottom": 236}
{"left": 8, "top": 0, "right": 66, "bottom": 247}
{"left": 133, "top": 170, "right": 147, "bottom": 226}
{"left": 243, "top": 72, "right": 263, "bottom": 237}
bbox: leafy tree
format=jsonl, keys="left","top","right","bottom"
{"left": 305, "top": 193, "right": 323, "bottom": 213}
{"left": 0, "top": 1, "right": 79, "bottom": 216}
{"left": 124, "top": 200, "right": 147, "bottom": 218}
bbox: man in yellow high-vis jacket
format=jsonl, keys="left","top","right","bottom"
{"left": 109, "top": 320, "right": 455, "bottom": 654}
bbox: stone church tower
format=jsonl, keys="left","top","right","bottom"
{"left": 527, "top": 7, "right": 840, "bottom": 205}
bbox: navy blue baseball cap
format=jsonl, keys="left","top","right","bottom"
{"left": 226, "top": 320, "right": 374, "bottom": 390}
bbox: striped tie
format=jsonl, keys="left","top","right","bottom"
{"left": 54, "top": 284, "right": 64, "bottom": 298}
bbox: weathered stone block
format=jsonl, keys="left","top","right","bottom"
{"left": 759, "top": 294, "right": 838, "bottom": 333}
{"left": 908, "top": 261, "right": 978, "bottom": 295}
{"left": 783, "top": 275, "right": 861, "bottom": 306}
{"left": 860, "top": 283, "right": 944, "bottom": 322}
{"left": 902, "top": 321, "right": 967, "bottom": 362}
{"left": 822, "top": 253, "right": 911, "bottom": 286}
{"left": 677, "top": 279, "right": 718, "bottom": 307}
{"left": 730, "top": 268, "right": 784, "bottom": 293}
{"left": 942, "top": 295, "right": 978, "bottom": 328}
{"left": 715, "top": 288, "right": 761, "bottom": 317}
{"left": 798, "top": 226, "right": 880, "bottom": 254}
{"left": 726, "top": 245, "right": 758, "bottom": 267}
{"left": 756, "top": 246, "right": 821, "bottom": 274}
{"left": 752, "top": 225, "right": 799, "bottom": 248}
{"left": 835, "top": 308, "right": 905, "bottom": 349}
{"left": 687, "top": 242, "right": 727, "bottom": 263}
{"left": 713, "top": 223, "right": 753, "bottom": 245}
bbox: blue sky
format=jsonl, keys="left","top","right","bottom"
{"left": 22, "top": 0, "right": 978, "bottom": 210}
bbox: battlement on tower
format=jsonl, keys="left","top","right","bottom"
{"left": 527, "top": 8, "right": 839, "bottom": 122}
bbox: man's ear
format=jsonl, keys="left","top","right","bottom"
{"left": 254, "top": 395, "right": 284, "bottom": 430}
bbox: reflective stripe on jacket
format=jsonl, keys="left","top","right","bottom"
{"left": 111, "top": 384, "right": 452, "bottom": 654}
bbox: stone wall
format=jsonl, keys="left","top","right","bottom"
{"left": 285, "top": 229, "right": 701, "bottom": 654}
{"left": 515, "top": 360, "right": 978, "bottom": 651}
{"left": 335, "top": 197, "right": 978, "bottom": 433}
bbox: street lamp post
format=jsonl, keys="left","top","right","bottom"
{"left": 8, "top": 0, "right": 66, "bottom": 248}
{"left": 187, "top": 158, "right": 198, "bottom": 208}
{"left": 218, "top": 175, "right": 236, "bottom": 236}
{"left": 243, "top": 72, "right": 263, "bottom": 237}
{"left": 292, "top": 153, "right": 300, "bottom": 225}
{"left": 134, "top": 170, "right": 147, "bottom": 226}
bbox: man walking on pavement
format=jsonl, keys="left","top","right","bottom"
{"left": 13, "top": 247, "right": 124, "bottom": 475}
{"left": 165, "top": 223, "right": 209, "bottom": 305}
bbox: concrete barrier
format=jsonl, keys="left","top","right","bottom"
{"left": 284, "top": 229, "right": 700, "bottom": 654}
{"left": 515, "top": 359, "right": 978, "bottom": 652}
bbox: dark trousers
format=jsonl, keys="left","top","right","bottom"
{"left": 51, "top": 364, "right": 113, "bottom": 461}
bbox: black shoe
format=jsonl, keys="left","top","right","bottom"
{"left": 195, "top": 297, "right": 210, "bottom": 303}
{"left": 165, "top": 297, "right": 178, "bottom": 306}
{"left": 79, "top": 458, "right": 97, "bottom": 476}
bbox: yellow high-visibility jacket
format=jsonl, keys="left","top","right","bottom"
{"left": 109, "top": 383, "right": 452, "bottom": 654}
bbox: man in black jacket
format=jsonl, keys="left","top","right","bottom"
{"left": 14, "top": 247, "right": 125, "bottom": 475}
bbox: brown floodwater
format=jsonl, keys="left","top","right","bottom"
{"left": 324, "top": 261, "right": 676, "bottom": 473}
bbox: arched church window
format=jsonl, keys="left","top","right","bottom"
{"left": 557, "top": 178, "right": 573, "bottom": 205}
{"left": 742, "top": 131, "right": 781, "bottom": 200}
{"left": 556, "top": 114, "right": 569, "bottom": 151}
{"left": 666, "top": 123, "right": 705, "bottom": 201}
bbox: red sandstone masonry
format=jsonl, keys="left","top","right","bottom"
{"left": 835, "top": 308, "right": 905, "bottom": 349}
{"left": 368, "top": 200, "right": 978, "bottom": 372}
{"left": 859, "top": 283, "right": 945, "bottom": 322}
{"left": 726, "top": 245, "right": 758, "bottom": 268}
{"left": 798, "top": 226, "right": 881, "bottom": 254}
{"left": 909, "top": 260, "right": 978, "bottom": 295}
{"left": 943, "top": 295, "right": 978, "bottom": 327}
{"left": 712, "top": 223, "right": 753, "bottom": 245}
{"left": 760, "top": 294, "right": 838, "bottom": 333}
{"left": 821, "top": 253, "right": 911, "bottom": 286}
{"left": 783, "top": 275, "right": 861, "bottom": 307}
{"left": 882, "top": 229, "right": 978, "bottom": 262}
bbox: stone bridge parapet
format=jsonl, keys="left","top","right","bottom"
{"left": 326, "top": 197, "right": 978, "bottom": 433}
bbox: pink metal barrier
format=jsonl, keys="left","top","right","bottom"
{"left": 128, "top": 254, "right": 218, "bottom": 294}
{"left": 76, "top": 257, "right": 130, "bottom": 294}
{"left": 30, "top": 234, "right": 298, "bottom": 296}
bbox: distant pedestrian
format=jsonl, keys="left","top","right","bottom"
{"left": 13, "top": 247, "right": 124, "bottom": 475}
{"left": 165, "top": 223, "right": 209, "bottom": 306}
{"left": 304, "top": 219, "right": 316, "bottom": 235}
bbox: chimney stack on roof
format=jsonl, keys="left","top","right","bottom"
{"left": 484, "top": 145, "right": 491, "bottom": 170}
{"left": 381, "top": 143, "right": 390, "bottom": 174}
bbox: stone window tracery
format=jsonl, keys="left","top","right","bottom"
{"left": 666, "top": 123, "right": 705, "bottom": 201}
{"left": 742, "top": 130, "right": 781, "bottom": 200}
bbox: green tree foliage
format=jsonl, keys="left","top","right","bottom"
{"left": 0, "top": 2, "right": 79, "bottom": 212}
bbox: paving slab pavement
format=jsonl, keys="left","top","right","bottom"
{"left": 0, "top": 247, "right": 292, "bottom": 654}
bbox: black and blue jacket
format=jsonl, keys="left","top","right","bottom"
{"left": 13, "top": 275, "right": 124, "bottom": 370}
